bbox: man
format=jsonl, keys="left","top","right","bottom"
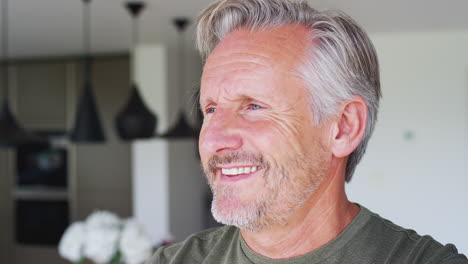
{"left": 147, "top": 0, "right": 467, "bottom": 263}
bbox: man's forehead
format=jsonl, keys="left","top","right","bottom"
{"left": 200, "top": 25, "right": 310, "bottom": 104}
{"left": 205, "top": 24, "right": 310, "bottom": 68}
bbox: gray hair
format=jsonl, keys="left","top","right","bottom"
{"left": 196, "top": 0, "right": 381, "bottom": 182}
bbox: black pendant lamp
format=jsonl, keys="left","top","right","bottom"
{"left": 70, "top": 0, "right": 106, "bottom": 143}
{"left": 161, "top": 18, "right": 198, "bottom": 139}
{"left": 115, "top": 1, "right": 157, "bottom": 141}
{"left": 0, "top": 0, "right": 43, "bottom": 147}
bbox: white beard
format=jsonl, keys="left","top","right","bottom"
{"left": 208, "top": 151, "right": 328, "bottom": 232}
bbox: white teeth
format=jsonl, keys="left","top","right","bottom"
{"left": 221, "top": 166, "right": 259, "bottom": 176}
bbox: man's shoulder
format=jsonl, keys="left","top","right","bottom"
{"left": 145, "top": 226, "right": 239, "bottom": 264}
{"left": 145, "top": 208, "right": 467, "bottom": 264}
{"left": 353, "top": 207, "right": 467, "bottom": 263}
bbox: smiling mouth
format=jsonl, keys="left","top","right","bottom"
{"left": 218, "top": 166, "right": 261, "bottom": 182}
{"left": 221, "top": 166, "right": 260, "bottom": 176}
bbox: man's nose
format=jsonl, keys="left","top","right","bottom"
{"left": 200, "top": 111, "right": 243, "bottom": 154}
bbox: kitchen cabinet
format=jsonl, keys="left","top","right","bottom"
{"left": 0, "top": 54, "right": 132, "bottom": 264}
{"left": 15, "top": 61, "right": 69, "bottom": 130}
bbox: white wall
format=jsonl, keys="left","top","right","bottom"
{"left": 348, "top": 30, "right": 468, "bottom": 254}
{"left": 132, "top": 44, "right": 206, "bottom": 243}
{"left": 133, "top": 139, "right": 170, "bottom": 245}
{"left": 133, "top": 45, "right": 172, "bottom": 244}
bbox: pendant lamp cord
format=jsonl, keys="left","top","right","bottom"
{"left": 1, "top": 0, "right": 9, "bottom": 99}
{"left": 178, "top": 27, "right": 185, "bottom": 109}
{"left": 83, "top": 0, "right": 92, "bottom": 85}
{"left": 130, "top": 11, "right": 139, "bottom": 84}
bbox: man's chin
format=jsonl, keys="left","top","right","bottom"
{"left": 211, "top": 193, "right": 268, "bottom": 232}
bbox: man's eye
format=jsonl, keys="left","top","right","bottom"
{"left": 248, "top": 104, "right": 262, "bottom": 110}
{"left": 205, "top": 107, "right": 216, "bottom": 114}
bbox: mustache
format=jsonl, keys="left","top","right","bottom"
{"left": 205, "top": 151, "right": 269, "bottom": 175}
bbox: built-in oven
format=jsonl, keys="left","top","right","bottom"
{"left": 14, "top": 132, "right": 69, "bottom": 246}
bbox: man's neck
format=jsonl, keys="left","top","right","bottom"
{"left": 240, "top": 160, "right": 359, "bottom": 259}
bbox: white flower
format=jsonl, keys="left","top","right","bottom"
{"left": 120, "top": 219, "right": 153, "bottom": 264}
{"left": 83, "top": 210, "right": 122, "bottom": 264}
{"left": 85, "top": 211, "right": 121, "bottom": 229}
{"left": 84, "top": 226, "right": 121, "bottom": 264}
{"left": 58, "top": 222, "right": 86, "bottom": 262}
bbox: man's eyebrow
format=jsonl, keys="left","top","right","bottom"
{"left": 231, "top": 95, "right": 257, "bottom": 104}
{"left": 200, "top": 93, "right": 267, "bottom": 106}
{"left": 200, "top": 96, "right": 215, "bottom": 107}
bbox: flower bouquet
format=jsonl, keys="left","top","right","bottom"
{"left": 58, "top": 211, "right": 153, "bottom": 264}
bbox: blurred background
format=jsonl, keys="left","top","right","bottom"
{"left": 0, "top": 0, "right": 466, "bottom": 263}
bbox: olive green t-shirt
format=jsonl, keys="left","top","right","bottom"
{"left": 146, "top": 206, "right": 467, "bottom": 264}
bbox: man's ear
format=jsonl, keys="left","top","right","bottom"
{"left": 330, "top": 96, "right": 368, "bottom": 158}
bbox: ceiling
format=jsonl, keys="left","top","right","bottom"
{"left": 4, "top": 0, "right": 468, "bottom": 58}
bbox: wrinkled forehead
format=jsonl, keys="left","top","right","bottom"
{"left": 200, "top": 25, "right": 311, "bottom": 105}
{"left": 204, "top": 24, "right": 310, "bottom": 72}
